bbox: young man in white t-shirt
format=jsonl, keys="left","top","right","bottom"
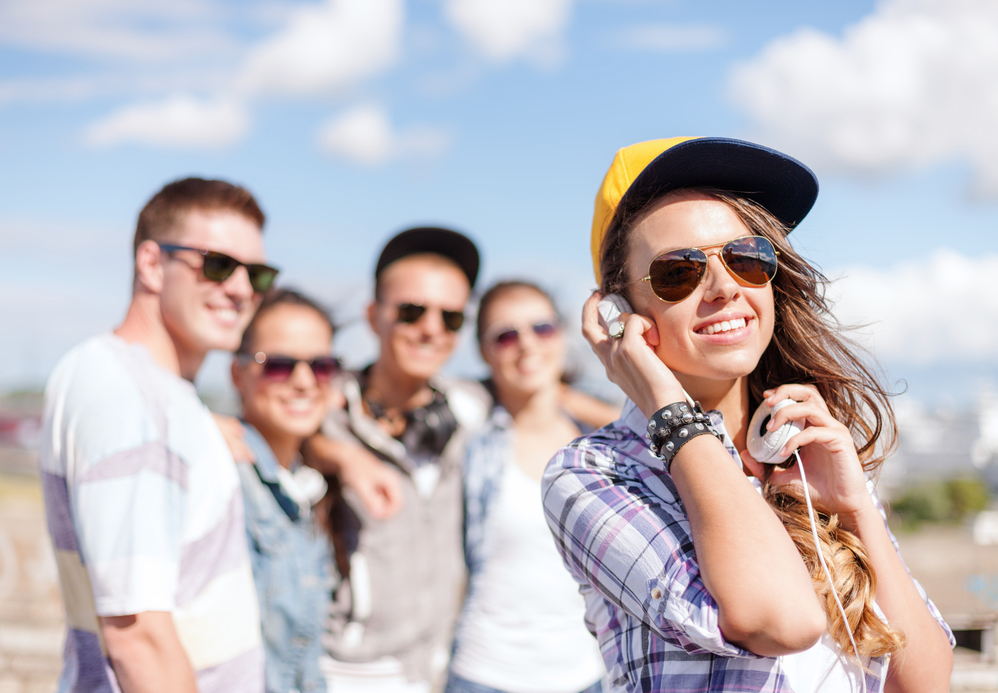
{"left": 40, "top": 178, "right": 277, "bottom": 693}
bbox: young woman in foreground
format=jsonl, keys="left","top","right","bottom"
{"left": 541, "top": 137, "right": 954, "bottom": 692}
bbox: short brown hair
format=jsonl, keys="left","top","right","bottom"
{"left": 134, "top": 177, "right": 265, "bottom": 256}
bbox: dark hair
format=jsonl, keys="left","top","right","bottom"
{"left": 238, "top": 288, "right": 335, "bottom": 356}
{"left": 134, "top": 177, "right": 265, "bottom": 256}
{"left": 475, "top": 280, "right": 561, "bottom": 345}
{"left": 599, "top": 187, "right": 904, "bottom": 659}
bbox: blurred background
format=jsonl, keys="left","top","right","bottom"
{"left": 3, "top": 0, "right": 998, "bottom": 689}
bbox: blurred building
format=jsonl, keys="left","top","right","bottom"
{"left": 880, "top": 391, "right": 998, "bottom": 499}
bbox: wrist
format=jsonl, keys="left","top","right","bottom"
{"left": 836, "top": 494, "right": 881, "bottom": 535}
{"left": 636, "top": 388, "right": 689, "bottom": 419}
{"left": 647, "top": 401, "right": 722, "bottom": 473}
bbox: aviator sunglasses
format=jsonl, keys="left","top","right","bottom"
{"left": 486, "top": 320, "right": 560, "bottom": 349}
{"left": 640, "top": 236, "right": 779, "bottom": 303}
{"left": 157, "top": 243, "right": 280, "bottom": 293}
{"left": 239, "top": 352, "right": 342, "bottom": 383}
{"left": 395, "top": 303, "right": 466, "bottom": 332}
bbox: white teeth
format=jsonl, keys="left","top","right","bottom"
{"left": 285, "top": 398, "right": 315, "bottom": 414}
{"left": 214, "top": 308, "right": 237, "bottom": 321}
{"left": 703, "top": 317, "right": 746, "bottom": 335}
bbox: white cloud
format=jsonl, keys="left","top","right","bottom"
{"left": 828, "top": 248, "right": 998, "bottom": 364}
{"left": 238, "top": 0, "right": 403, "bottom": 96}
{"left": 443, "top": 0, "right": 574, "bottom": 64}
{"left": 0, "top": 0, "right": 236, "bottom": 61}
{"left": 612, "top": 23, "right": 726, "bottom": 53}
{"left": 84, "top": 95, "right": 250, "bottom": 149}
{"left": 729, "top": 0, "right": 998, "bottom": 197}
{"left": 316, "top": 104, "right": 450, "bottom": 166}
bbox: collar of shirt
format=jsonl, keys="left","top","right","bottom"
{"left": 241, "top": 421, "right": 282, "bottom": 482}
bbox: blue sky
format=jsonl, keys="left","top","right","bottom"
{"left": 2, "top": 0, "right": 998, "bottom": 409}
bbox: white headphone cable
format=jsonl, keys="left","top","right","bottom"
{"left": 795, "top": 449, "right": 867, "bottom": 693}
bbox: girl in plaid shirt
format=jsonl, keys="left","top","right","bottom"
{"left": 542, "top": 137, "right": 954, "bottom": 692}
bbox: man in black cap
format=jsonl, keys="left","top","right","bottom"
{"left": 310, "top": 227, "right": 492, "bottom": 693}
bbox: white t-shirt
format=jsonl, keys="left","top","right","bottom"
{"left": 40, "top": 334, "right": 264, "bottom": 692}
{"left": 450, "top": 464, "right": 606, "bottom": 693}
{"left": 779, "top": 631, "right": 872, "bottom": 692}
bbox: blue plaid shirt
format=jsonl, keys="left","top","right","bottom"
{"left": 541, "top": 400, "right": 954, "bottom": 692}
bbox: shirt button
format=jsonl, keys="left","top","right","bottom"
{"left": 651, "top": 587, "right": 663, "bottom": 600}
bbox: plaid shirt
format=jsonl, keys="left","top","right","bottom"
{"left": 541, "top": 399, "right": 954, "bottom": 692}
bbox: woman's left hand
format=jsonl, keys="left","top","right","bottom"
{"left": 739, "top": 384, "right": 874, "bottom": 528}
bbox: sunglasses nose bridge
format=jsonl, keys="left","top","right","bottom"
{"left": 510, "top": 326, "right": 540, "bottom": 351}
{"left": 287, "top": 359, "right": 319, "bottom": 386}
{"left": 402, "top": 305, "right": 449, "bottom": 335}
{"left": 217, "top": 261, "right": 256, "bottom": 298}
{"left": 419, "top": 306, "right": 447, "bottom": 334}
{"left": 700, "top": 249, "right": 743, "bottom": 297}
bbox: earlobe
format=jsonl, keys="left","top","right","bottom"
{"left": 134, "top": 240, "right": 165, "bottom": 294}
{"left": 366, "top": 301, "right": 378, "bottom": 332}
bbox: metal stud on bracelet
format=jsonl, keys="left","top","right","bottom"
{"left": 646, "top": 401, "right": 721, "bottom": 472}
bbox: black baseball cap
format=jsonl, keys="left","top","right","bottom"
{"left": 375, "top": 226, "right": 480, "bottom": 289}
{"left": 591, "top": 136, "right": 819, "bottom": 281}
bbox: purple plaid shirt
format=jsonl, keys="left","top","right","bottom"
{"left": 541, "top": 399, "right": 954, "bottom": 692}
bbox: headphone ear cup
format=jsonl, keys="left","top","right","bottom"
{"left": 747, "top": 399, "right": 803, "bottom": 464}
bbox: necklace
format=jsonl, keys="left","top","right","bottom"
{"left": 363, "top": 388, "right": 458, "bottom": 459}
{"left": 363, "top": 397, "right": 408, "bottom": 438}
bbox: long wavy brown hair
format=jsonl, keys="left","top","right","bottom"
{"left": 599, "top": 187, "right": 905, "bottom": 659}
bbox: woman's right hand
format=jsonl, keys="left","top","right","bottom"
{"left": 582, "top": 291, "right": 687, "bottom": 417}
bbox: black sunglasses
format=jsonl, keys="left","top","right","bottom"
{"left": 639, "top": 236, "right": 779, "bottom": 303}
{"left": 157, "top": 243, "right": 280, "bottom": 293}
{"left": 486, "top": 321, "right": 560, "bottom": 349}
{"left": 239, "top": 352, "right": 342, "bottom": 383}
{"left": 395, "top": 303, "right": 465, "bottom": 332}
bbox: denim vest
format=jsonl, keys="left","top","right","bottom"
{"left": 238, "top": 423, "right": 336, "bottom": 693}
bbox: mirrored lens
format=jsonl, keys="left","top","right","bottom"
{"left": 721, "top": 237, "right": 778, "bottom": 286}
{"left": 201, "top": 252, "right": 239, "bottom": 282}
{"left": 441, "top": 310, "right": 465, "bottom": 332}
{"left": 494, "top": 328, "right": 520, "bottom": 347}
{"left": 647, "top": 249, "right": 707, "bottom": 302}
{"left": 532, "top": 321, "right": 559, "bottom": 338}
{"left": 309, "top": 356, "right": 341, "bottom": 383}
{"left": 490, "top": 321, "right": 559, "bottom": 349}
{"left": 247, "top": 265, "right": 279, "bottom": 293}
{"left": 396, "top": 304, "right": 464, "bottom": 331}
{"left": 199, "top": 251, "right": 278, "bottom": 293}
{"left": 396, "top": 303, "right": 427, "bottom": 324}
{"left": 261, "top": 356, "right": 296, "bottom": 380}
{"left": 258, "top": 355, "right": 340, "bottom": 382}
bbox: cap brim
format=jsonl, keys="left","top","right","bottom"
{"left": 375, "top": 226, "right": 480, "bottom": 288}
{"left": 620, "top": 137, "right": 819, "bottom": 232}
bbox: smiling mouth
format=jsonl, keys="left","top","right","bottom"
{"left": 211, "top": 306, "right": 239, "bottom": 322}
{"left": 698, "top": 317, "right": 747, "bottom": 336}
{"left": 283, "top": 397, "right": 317, "bottom": 414}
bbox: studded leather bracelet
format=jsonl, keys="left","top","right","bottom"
{"left": 646, "top": 401, "right": 722, "bottom": 473}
